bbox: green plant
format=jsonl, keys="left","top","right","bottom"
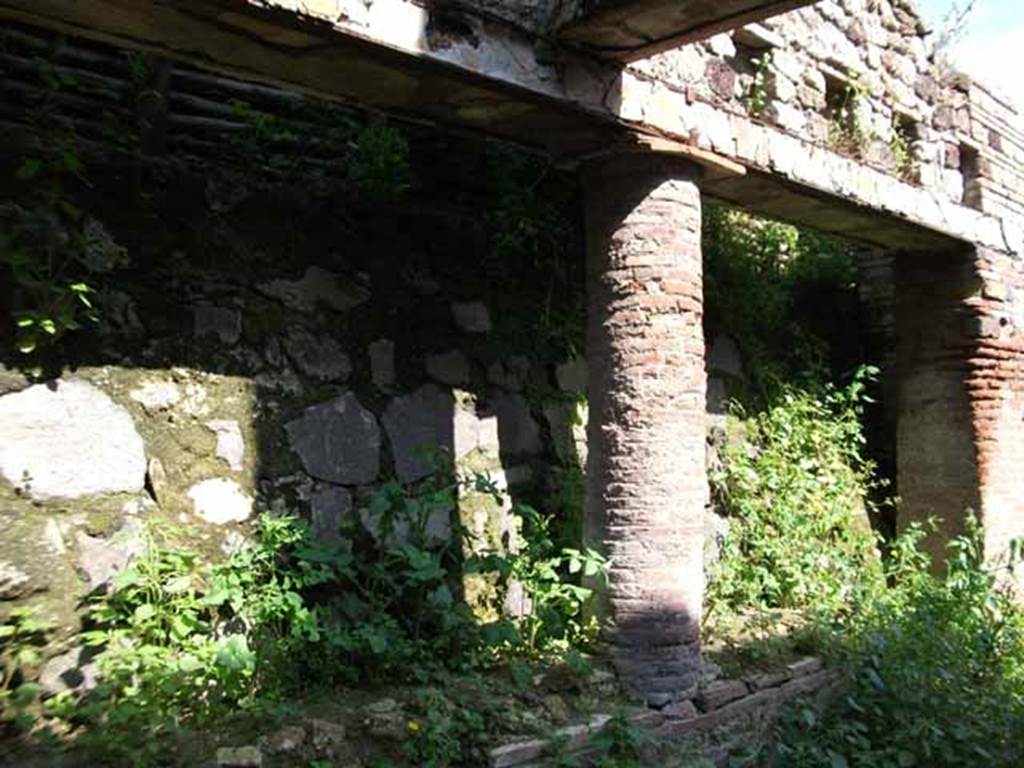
{"left": 746, "top": 52, "right": 773, "bottom": 117}
{"left": 125, "top": 50, "right": 151, "bottom": 87}
{"left": 402, "top": 689, "right": 488, "bottom": 767}
{"left": 229, "top": 99, "right": 304, "bottom": 176}
{"left": 544, "top": 731, "right": 580, "bottom": 767}
{"left": 348, "top": 119, "right": 412, "bottom": 199}
{"left": 702, "top": 205, "right": 862, "bottom": 406}
{"left": 69, "top": 533, "right": 262, "bottom": 761}
{"left": 827, "top": 78, "right": 870, "bottom": 158}
{"left": 1, "top": 607, "right": 52, "bottom": 731}
{"left": 2, "top": 53, "right": 131, "bottom": 354}
{"left": 469, "top": 499, "right": 607, "bottom": 657}
{"left": 769, "top": 521, "right": 1024, "bottom": 767}
{"left": 488, "top": 147, "right": 583, "bottom": 364}
{"left": 591, "top": 711, "right": 648, "bottom": 768}
{"left": 708, "top": 366, "right": 885, "bottom": 617}
{"left": 887, "top": 116, "right": 917, "bottom": 183}
{"left": 32, "top": 462, "right": 606, "bottom": 762}
{"left": 2, "top": 147, "right": 123, "bottom": 355}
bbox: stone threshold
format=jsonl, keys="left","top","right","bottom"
{"left": 488, "top": 656, "right": 838, "bottom": 768}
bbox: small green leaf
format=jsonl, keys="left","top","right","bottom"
{"left": 215, "top": 634, "right": 254, "bottom": 672}
{"left": 133, "top": 603, "right": 156, "bottom": 622}
{"left": 366, "top": 631, "right": 387, "bottom": 654}
{"left": 164, "top": 575, "right": 192, "bottom": 594}
{"left": 15, "top": 158, "right": 43, "bottom": 180}
{"left": 13, "top": 683, "right": 42, "bottom": 706}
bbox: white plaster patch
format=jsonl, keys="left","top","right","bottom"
{"left": 206, "top": 420, "right": 245, "bottom": 471}
{"left": 187, "top": 478, "right": 253, "bottom": 524}
{"left": 454, "top": 400, "right": 500, "bottom": 458}
{"left": 43, "top": 518, "right": 66, "bottom": 555}
{"left": 181, "top": 382, "right": 209, "bottom": 417}
{"left": 129, "top": 380, "right": 181, "bottom": 414}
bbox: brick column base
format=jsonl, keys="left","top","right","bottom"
{"left": 583, "top": 153, "right": 706, "bottom": 705}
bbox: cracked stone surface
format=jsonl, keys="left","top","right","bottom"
{"left": 286, "top": 393, "right": 381, "bottom": 485}
{"left": 193, "top": 304, "right": 242, "bottom": 344}
{"left": 382, "top": 384, "right": 454, "bottom": 483}
{"left": 206, "top": 419, "right": 246, "bottom": 471}
{"left": 260, "top": 266, "right": 370, "bottom": 313}
{"left": 75, "top": 517, "right": 145, "bottom": 590}
{"left": 310, "top": 484, "right": 353, "bottom": 542}
{"left": 283, "top": 327, "right": 352, "bottom": 381}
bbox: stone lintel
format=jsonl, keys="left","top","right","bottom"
{"left": 559, "top": 0, "right": 818, "bottom": 61}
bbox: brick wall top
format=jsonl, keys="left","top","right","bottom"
{"left": 962, "top": 78, "right": 1024, "bottom": 220}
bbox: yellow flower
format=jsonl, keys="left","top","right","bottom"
{"left": 408, "top": 720, "right": 421, "bottom": 734}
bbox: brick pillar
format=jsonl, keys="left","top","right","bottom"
{"left": 964, "top": 247, "right": 1024, "bottom": 580}
{"left": 895, "top": 249, "right": 981, "bottom": 561}
{"left": 895, "top": 245, "right": 1024, "bottom": 581}
{"left": 583, "top": 153, "right": 705, "bottom": 704}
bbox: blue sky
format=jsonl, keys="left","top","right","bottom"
{"left": 914, "top": 0, "right": 1023, "bottom": 107}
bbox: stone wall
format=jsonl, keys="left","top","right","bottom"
{"left": 629, "top": 0, "right": 959, "bottom": 193}
{"left": 488, "top": 655, "right": 838, "bottom": 767}
{"left": 0, "top": 21, "right": 814, "bottom": 698}
{"left": 0, "top": 23, "right": 591, "bottom": 689}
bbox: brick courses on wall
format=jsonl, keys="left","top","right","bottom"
{"left": 962, "top": 79, "right": 1024, "bottom": 221}
{"left": 965, "top": 247, "right": 1024, "bottom": 577}
{"left": 583, "top": 153, "right": 706, "bottom": 703}
{"left": 896, "top": 244, "right": 1024, "bottom": 577}
{"left": 894, "top": 250, "right": 982, "bottom": 557}
{"left": 7, "top": 0, "right": 1019, "bottom": 254}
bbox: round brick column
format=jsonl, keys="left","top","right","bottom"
{"left": 583, "top": 153, "right": 706, "bottom": 704}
